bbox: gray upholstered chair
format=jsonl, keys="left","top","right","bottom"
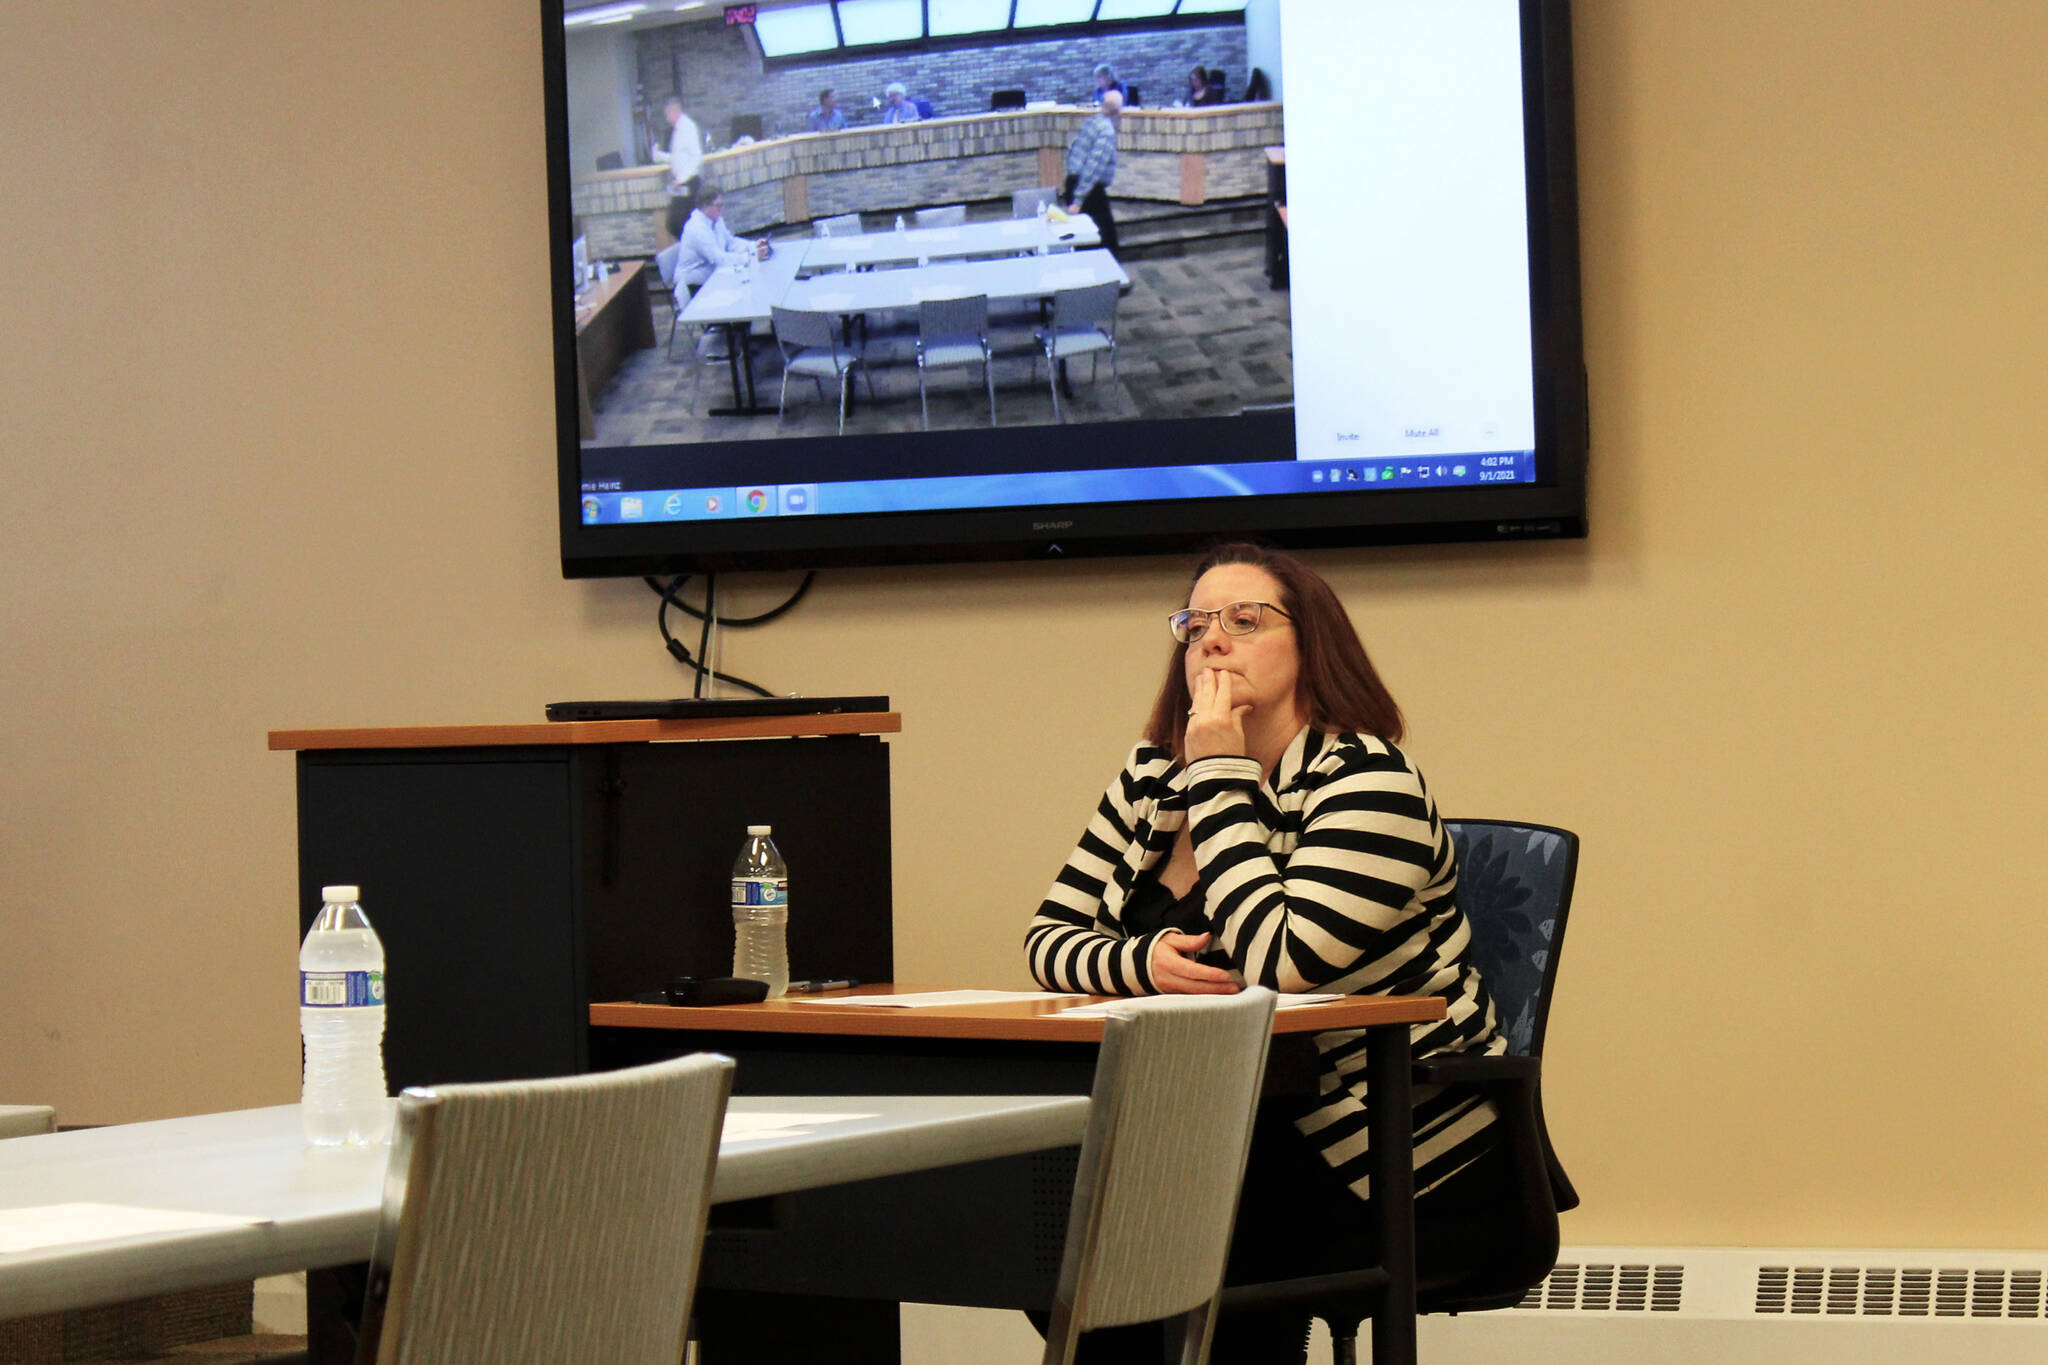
{"left": 813, "top": 212, "right": 863, "bottom": 238}
{"left": 1033, "top": 282, "right": 1120, "bottom": 422}
{"left": 771, "top": 306, "right": 871, "bottom": 434}
{"left": 655, "top": 244, "right": 733, "bottom": 412}
{"left": 915, "top": 294, "right": 995, "bottom": 429}
{"left": 914, "top": 203, "right": 968, "bottom": 228}
{"left": 1012, "top": 186, "right": 1061, "bottom": 219}
{"left": 1041, "top": 988, "right": 1278, "bottom": 1365}
{"left": 355, "top": 1053, "right": 732, "bottom": 1365}
{"left": 653, "top": 241, "right": 689, "bottom": 360}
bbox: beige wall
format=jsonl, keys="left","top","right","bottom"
{"left": 564, "top": 27, "right": 640, "bottom": 176}
{"left": 3, "top": 0, "right": 2043, "bottom": 1250}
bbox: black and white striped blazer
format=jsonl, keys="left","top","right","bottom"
{"left": 1026, "top": 726, "right": 1504, "bottom": 1196}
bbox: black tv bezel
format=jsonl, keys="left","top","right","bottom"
{"left": 545, "top": 0, "right": 1586, "bottom": 578}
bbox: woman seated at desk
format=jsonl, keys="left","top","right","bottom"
{"left": 1024, "top": 541, "right": 1517, "bottom": 1362}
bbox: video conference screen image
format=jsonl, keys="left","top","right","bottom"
{"left": 561, "top": 0, "right": 1542, "bottom": 529}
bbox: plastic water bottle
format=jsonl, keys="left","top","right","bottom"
{"left": 895, "top": 213, "right": 906, "bottom": 234}
{"left": 731, "top": 826, "right": 789, "bottom": 998}
{"left": 299, "top": 885, "right": 390, "bottom": 1146}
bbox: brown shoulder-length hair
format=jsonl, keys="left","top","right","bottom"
{"left": 1143, "top": 541, "right": 1404, "bottom": 757}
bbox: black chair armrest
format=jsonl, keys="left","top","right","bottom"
{"left": 1412, "top": 1053, "right": 1538, "bottom": 1085}
{"left": 1221, "top": 1267, "right": 1389, "bottom": 1317}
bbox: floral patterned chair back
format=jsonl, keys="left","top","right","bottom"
{"left": 1446, "top": 820, "right": 1579, "bottom": 1059}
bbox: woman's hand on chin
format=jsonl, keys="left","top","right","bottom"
{"left": 1149, "top": 931, "right": 1241, "bottom": 994}
{"left": 1185, "top": 668, "right": 1252, "bottom": 764}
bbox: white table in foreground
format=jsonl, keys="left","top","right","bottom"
{"left": 798, "top": 216, "right": 1100, "bottom": 273}
{"left": 0, "top": 1094, "right": 1089, "bottom": 1320}
{"left": 783, "top": 248, "right": 1129, "bottom": 314}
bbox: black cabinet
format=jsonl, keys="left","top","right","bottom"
{"left": 287, "top": 728, "right": 894, "bottom": 1093}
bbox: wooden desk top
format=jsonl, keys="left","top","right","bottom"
{"left": 269, "top": 713, "right": 901, "bottom": 751}
{"left": 590, "top": 982, "right": 1444, "bottom": 1044}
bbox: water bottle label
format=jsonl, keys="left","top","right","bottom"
{"left": 731, "top": 877, "right": 786, "bottom": 907}
{"left": 302, "top": 970, "right": 385, "bottom": 1007}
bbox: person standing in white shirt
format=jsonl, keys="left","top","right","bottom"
{"left": 674, "top": 188, "right": 769, "bottom": 289}
{"left": 653, "top": 96, "right": 705, "bottom": 239}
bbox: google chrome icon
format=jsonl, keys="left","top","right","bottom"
{"left": 744, "top": 488, "right": 769, "bottom": 513}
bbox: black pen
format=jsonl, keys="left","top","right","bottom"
{"left": 786, "top": 978, "right": 860, "bottom": 994}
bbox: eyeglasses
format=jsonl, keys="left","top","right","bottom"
{"left": 1167, "top": 600, "right": 1292, "bottom": 644}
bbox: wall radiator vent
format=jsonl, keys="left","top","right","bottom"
{"left": 1516, "top": 1261, "right": 1685, "bottom": 1312}
{"left": 1419, "top": 1247, "right": 2048, "bottom": 1365}
{"left": 1507, "top": 1248, "right": 2048, "bottom": 1320}
{"left": 1753, "top": 1264, "right": 2044, "bottom": 1318}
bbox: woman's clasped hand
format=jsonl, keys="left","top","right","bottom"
{"left": 1147, "top": 929, "right": 1239, "bottom": 994}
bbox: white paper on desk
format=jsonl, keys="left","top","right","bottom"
{"left": 791, "top": 989, "right": 1086, "bottom": 1009}
{"left": 1057, "top": 993, "right": 1344, "bottom": 1017}
{"left": 803, "top": 291, "right": 857, "bottom": 310}
{"left": 1040, "top": 267, "right": 1100, "bottom": 289}
{"left": 723, "top": 1112, "right": 877, "bottom": 1139}
{"left": 690, "top": 289, "right": 742, "bottom": 311}
{"left": 0, "top": 1203, "right": 270, "bottom": 1255}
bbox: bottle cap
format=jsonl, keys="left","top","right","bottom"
{"left": 747, "top": 824, "right": 771, "bottom": 835}
{"left": 322, "top": 885, "right": 360, "bottom": 903}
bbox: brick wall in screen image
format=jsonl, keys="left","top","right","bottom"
{"left": 636, "top": 20, "right": 1250, "bottom": 148}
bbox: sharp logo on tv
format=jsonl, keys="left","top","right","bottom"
{"left": 548, "top": 0, "right": 1585, "bottom": 573}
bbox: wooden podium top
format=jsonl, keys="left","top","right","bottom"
{"left": 589, "top": 982, "right": 1445, "bottom": 1044}
{"left": 269, "top": 713, "right": 902, "bottom": 751}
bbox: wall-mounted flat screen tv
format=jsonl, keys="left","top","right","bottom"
{"left": 547, "top": 0, "right": 1586, "bottom": 576}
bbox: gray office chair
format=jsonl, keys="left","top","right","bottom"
{"left": 915, "top": 294, "right": 996, "bottom": 429}
{"left": 681, "top": 314, "right": 735, "bottom": 415}
{"left": 1034, "top": 282, "right": 1120, "bottom": 422}
{"left": 654, "top": 242, "right": 688, "bottom": 359}
{"left": 654, "top": 245, "right": 734, "bottom": 412}
{"left": 771, "top": 306, "right": 872, "bottom": 434}
{"left": 1042, "top": 989, "right": 1278, "bottom": 1365}
{"left": 914, "top": 203, "right": 968, "bottom": 228}
{"left": 813, "top": 212, "right": 863, "bottom": 238}
{"left": 1013, "top": 186, "right": 1061, "bottom": 219}
{"left": 355, "top": 1053, "right": 732, "bottom": 1365}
